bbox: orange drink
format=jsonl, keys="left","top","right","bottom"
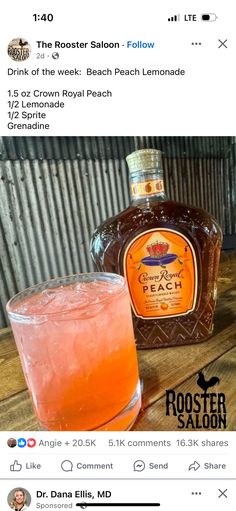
{"left": 7, "top": 273, "right": 141, "bottom": 430}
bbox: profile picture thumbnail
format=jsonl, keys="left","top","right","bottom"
{"left": 7, "top": 437, "right": 17, "bottom": 448}
{"left": 8, "top": 38, "right": 31, "bottom": 61}
{"left": 7, "top": 488, "right": 31, "bottom": 510}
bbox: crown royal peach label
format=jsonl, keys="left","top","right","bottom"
{"left": 124, "top": 228, "right": 197, "bottom": 319}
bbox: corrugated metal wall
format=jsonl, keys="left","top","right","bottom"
{"left": 0, "top": 136, "right": 236, "bottom": 328}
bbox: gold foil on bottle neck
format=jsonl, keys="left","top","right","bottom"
{"left": 126, "top": 149, "right": 162, "bottom": 173}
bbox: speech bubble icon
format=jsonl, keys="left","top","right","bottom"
{"left": 133, "top": 460, "right": 145, "bottom": 472}
{"left": 61, "top": 460, "right": 73, "bottom": 472}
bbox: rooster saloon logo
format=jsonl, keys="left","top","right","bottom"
{"left": 8, "top": 38, "right": 31, "bottom": 61}
{"left": 165, "top": 371, "right": 227, "bottom": 429}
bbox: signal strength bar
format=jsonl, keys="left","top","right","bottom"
{"left": 168, "top": 14, "right": 180, "bottom": 22}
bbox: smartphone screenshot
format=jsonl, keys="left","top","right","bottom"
{"left": 0, "top": 1, "right": 235, "bottom": 510}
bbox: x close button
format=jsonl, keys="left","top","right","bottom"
{"left": 218, "top": 39, "right": 228, "bottom": 48}
{"left": 218, "top": 489, "right": 228, "bottom": 499}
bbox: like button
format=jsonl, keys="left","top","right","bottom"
{"left": 10, "top": 460, "right": 22, "bottom": 471}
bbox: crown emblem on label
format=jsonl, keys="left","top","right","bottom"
{"left": 147, "top": 241, "right": 169, "bottom": 257}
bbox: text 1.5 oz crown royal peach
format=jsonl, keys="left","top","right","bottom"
{"left": 90, "top": 149, "right": 222, "bottom": 348}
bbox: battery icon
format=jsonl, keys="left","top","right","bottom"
{"left": 201, "top": 13, "right": 217, "bottom": 21}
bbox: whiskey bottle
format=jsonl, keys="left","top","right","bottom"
{"left": 90, "top": 149, "right": 222, "bottom": 348}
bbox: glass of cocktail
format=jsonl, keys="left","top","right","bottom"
{"left": 6, "top": 273, "right": 141, "bottom": 431}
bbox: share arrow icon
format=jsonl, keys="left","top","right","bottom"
{"left": 188, "top": 461, "right": 201, "bottom": 471}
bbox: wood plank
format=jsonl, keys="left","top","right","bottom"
{"left": 0, "top": 327, "right": 12, "bottom": 340}
{"left": 1, "top": 318, "right": 236, "bottom": 412}
{"left": 0, "top": 356, "right": 27, "bottom": 401}
{"left": 217, "top": 251, "right": 236, "bottom": 295}
{"left": 138, "top": 281, "right": 236, "bottom": 408}
{"left": 138, "top": 322, "right": 236, "bottom": 408}
{"left": 0, "top": 334, "right": 27, "bottom": 401}
{"left": 134, "top": 346, "right": 236, "bottom": 431}
{"left": 1, "top": 345, "right": 235, "bottom": 431}
{"left": 0, "top": 390, "right": 38, "bottom": 430}
{"left": 1, "top": 281, "right": 236, "bottom": 405}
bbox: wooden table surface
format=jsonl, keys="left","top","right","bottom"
{"left": 0, "top": 252, "right": 236, "bottom": 431}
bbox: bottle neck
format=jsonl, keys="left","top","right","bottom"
{"left": 130, "top": 168, "right": 167, "bottom": 203}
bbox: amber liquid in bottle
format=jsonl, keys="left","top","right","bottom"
{"left": 91, "top": 149, "right": 222, "bottom": 348}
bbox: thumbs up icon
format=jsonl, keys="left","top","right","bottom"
{"left": 10, "top": 460, "right": 22, "bottom": 471}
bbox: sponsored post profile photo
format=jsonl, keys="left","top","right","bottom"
{"left": 7, "top": 488, "right": 31, "bottom": 510}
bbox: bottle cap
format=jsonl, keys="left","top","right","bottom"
{"left": 126, "top": 149, "right": 162, "bottom": 172}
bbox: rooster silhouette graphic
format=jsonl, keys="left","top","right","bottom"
{"left": 197, "top": 371, "right": 220, "bottom": 392}
{"left": 18, "top": 39, "right": 28, "bottom": 48}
